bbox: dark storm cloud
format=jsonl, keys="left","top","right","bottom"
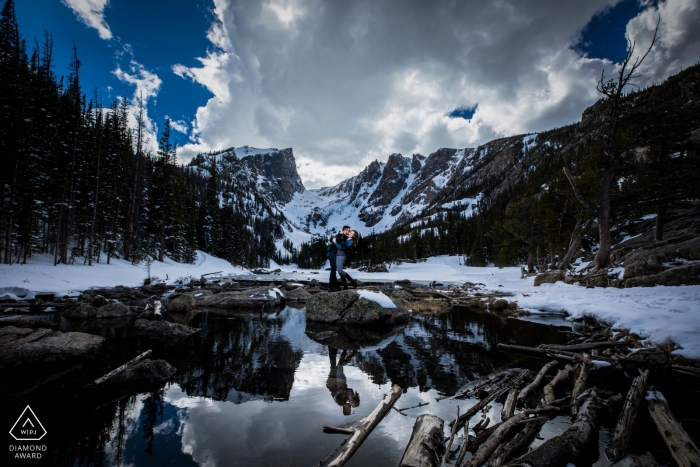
{"left": 175, "top": 0, "right": 699, "bottom": 188}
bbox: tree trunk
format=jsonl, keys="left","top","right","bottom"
{"left": 505, "top": 391, "right": 600, "bottom": 467}
{"left": 593, "top": 168, "right": 613, "bottom": 270}
{"left": 655, "top": 205, "right": 667, "bottom": 243}
{"left": 558, "top": 218, "right": 584, "bottom": 270}
{"left": 399, "top": 414, "right": 444, "bottom": 467}
{"left": 543, "top": 365, "right": 575, "bottom": 404}
{"left": 527, "top": 224, "right": 535, "bottom": 273}
{"left": 518, "top": 360, "right": 558, "bottom": 404}
{"left": 605, "top": 370, "right": 649, "bottom": 462}
{"left": 646, "top": 389, "right": 700, "bottom": 467}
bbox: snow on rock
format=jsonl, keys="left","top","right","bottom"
{"left": 357, "top": 290, "right": 397, "bottom": 309}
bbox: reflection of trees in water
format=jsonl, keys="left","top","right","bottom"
{"left": 172, "top": 310, "right": 304, "bottom": 402}
{"left": 141, "top": 389, "right": 165, "bottom": 457}
{"left": 354, "top": 309, "right": 569, "bottom": 396}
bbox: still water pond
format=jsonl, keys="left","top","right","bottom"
{"left": 1, "top": 306, "right": 694, "bottom": 466}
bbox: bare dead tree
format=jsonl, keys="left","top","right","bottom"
{"left": 564, "top": 19, "right": 659, "bottom": 272}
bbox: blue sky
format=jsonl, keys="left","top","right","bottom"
{"left": 11, "top": 0, "right": 700, "bottom": 188}
{"left": 15, "top": 0, "right": 215, "bottom": 148}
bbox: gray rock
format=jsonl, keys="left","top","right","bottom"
{"left": 133, "top": 319, "right": 200, "bottom": 340}
{"left": 96, "top": 302, "right": 134, "bottom": 319}
{"left": 285, "top": 287, "right": 312, "bottom": 302}
{"left": 342, "top": 297, "right": 408, "bottom": 324}
{"left": 90, "top": 295, "right": 108, "bottom": 307}
{"left": 624, "top": 263, "right": 700, "bottom": 287}
{"left": 0, "top": 326, "right": 104, "bottom": 367}
{"left": 197, "top": 286, "right": 285, "bottom": 309}
{"left": 533, "top": 270, "right": 565, "bottom": 286}
{"left": 306, "top": 290, "right": 359, "bottom": 322}
{"left": 99, "top": 359, "right": 176, "bottom": 385}
{"left": 64, "top": 302, "right": 97, "bottom": 320}
{"left": 307, "top": 291, "right": 408, "bottom": 324}
{"left": 167, "top": 294, "right": 197, "bottom": 312}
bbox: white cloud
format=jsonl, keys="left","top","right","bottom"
{"left": 626, "top": 0, "right": 700, "bottom": 86}
{"left": 174, "top": 0, "right": 699, "bottom": 189}
{"left": 61, "top": 0, "right": 113, "bottom": 40}
{"left": 113, "top": 60, "right": 163, "bottom": 153}
{"left": 169, "top": 118, "right": 189, "bottom": 134}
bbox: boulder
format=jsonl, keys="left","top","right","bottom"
{"left": 96, "top": 302, "right": 134, "bottom": 319}
{"left": 307, "top": 290, "right": 408, "bottom": 324}
{"left": 90, "top": 295, "right": 108, "bottom": 307}
{"left": 533, "top": 270, "right": 565, "bottom": 286}
{"left": 307, "top": 290, "right": 359, "bottom": 322}
{"left": 342, "top": 297, "right": 408, "bottom": 324}
{"left": 64, "top": 302, "right": 97, "bottom": 320}
{"left": 0, "top": 316, "right": 56, "bottom": 329}
{"left": 196, "top": 286, "right": 285, "bottom": 309}
{"left": 167, "top": 294, "right": 197, "bottom": 312}
{"left": 133, "top": 319, "right": 200, "bottom": 340}
{"left": 285, "top": 287, "right": 312, "bottom": 302}
{"left": 624, "top": 263, "right": 700, "bottom": 287}
{"left": 0, "top": 326, "right": 104, "bottom": 367}
{"left": 99, "top": 359, "right": 177, "bottom": 385}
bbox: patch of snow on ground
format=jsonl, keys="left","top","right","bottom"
{"left": 0, "top": 251, "right": 249, "bottom": 297}
{"left": 348, "top": 255, "right": 700, "bottom": 359}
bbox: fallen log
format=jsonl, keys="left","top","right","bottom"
{"left": 467, "top": 406, "right": 561, "bottom": 467}
{"left": 646, "top": 389, "right": 700, "bottom": 467}
{"left": 543, "top": 364, "right": 575, "bottom": 404}
{"left": 504, "top": 391, "right": 600, "bottom": 467}
{"left": 323, "top": 426, "right": 355, "bottom": 435}
{"left": 544, "top": 341, "right": 628, "bottom": 352}
{"left": 497, "top": 343, "right": 546, "bottom": 356}
{"left": 444, "top": 406, "right": 459, "bottom": 464}
{"left": 632, "top": 452, "right": 659, "bottom": 467}
{"left": 465, "top": 413, "right": 528, "bottom": 467}
{"left": 501, "top": 387, "right": 518, "bottom": 421}
{"left": 449, "top": 370, "right": 531, "bottom": 433}
{"left": 454, "top": 422, "right": 471, "bottom": 466}
{"left": 497, "top": 343, "right": 617, "bottom": 364}
{"left": 570, "top": 355, "right": 592, "bottom": 416}
{"left": 87, "top": 350, "right": 152, "bottom": 387}
{"left": 325, "top": 384, "right": 402, "bottom": 467}
{"left": 517, "top": 360, "right": 558, "bottom": 404}
{"left": 605, "top": 369, "right": 649, "bottom": 462}
{"left": 399, "top": 414, "right": 445, "bottom": 467}
{"left": 486, "top": 417, "right": 547, "bottom": 467}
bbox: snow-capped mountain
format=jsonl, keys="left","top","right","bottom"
{"left": 188, "top": 133, "right": 547, "bottom": 259}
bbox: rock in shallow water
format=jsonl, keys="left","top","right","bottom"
{"left": 98, "top": 359, "right": 177, "bottom": 386}
{"left": 306, "top": 291, "right": 408, "bottom": 325}
{"left": 0, "top": 326, "right": 104, "bottom": 367}
{"left": 196, "top": 286, "right": 285, "bottom": 309}
{"left": 64, "top": 302, "right": 97, "bottom": 319}
{"left": 133, "top": 319, "right": 200, "bottom": 340}
{"left": 96, "top": 302, "right": 134, "bottom": 319}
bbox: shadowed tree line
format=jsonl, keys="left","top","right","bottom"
{"left": 0, "top": 0, "right": 286, "bottom": 268}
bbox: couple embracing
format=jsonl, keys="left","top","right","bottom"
{"left": 327, "top": 225, "right": 359, "bottom": 290}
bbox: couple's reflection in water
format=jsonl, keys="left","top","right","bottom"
{"left": 326, "top": 347, "right": 360, "bottom": 415}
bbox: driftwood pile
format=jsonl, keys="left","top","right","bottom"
{"left": 312, "top": 325, "right": 700, "bottom": 467}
